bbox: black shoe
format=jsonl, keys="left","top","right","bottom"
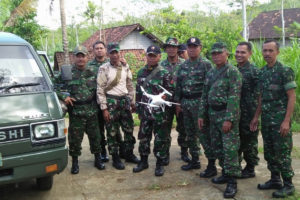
{"left": 161, "top": 154, "right": 170, "bottom": 166}
{"left": 112, "top": 153, "right": 125, "bottom": 170}
{"left": 94, "top": 153, "right": 105, "bottom": 170}
{"left": 241, "top": 164, "right": 255, "bottom": 178}
{"left": 100, "top": 147, "right": 109, "bottom": 162}
{"left": 133, "top": 156, "right": 149, "bottom": 173}
{"left": 125, "top": 150, "right": 140, "bottom": 164}
{"left": 71, "top": 156, "right": 79, "bottom": 174}
{"left": 212, "top": 175, "right": 228, "bottom": 184}
{"left": 119, "top": 143, "right": 126, "bottom": 159}
{"left": 181, "top": 154, "right": 200, "bottom": 171}
{"left": 224, "top": 178, "right": 237, "bottom": 198}
{"left": 155, "top": 160, "right": 165, "bottom": 176}
{"left": 181, "top": 147, "right": 191, "bottom": 163}
{"left": 272, "top": 177, "right": 295, "bottom": 198}
{"left": 257, "top": 172, "right": 282, "bottom": 190}
{"left": 200, "top": 159, "right": 217, "bottom": 178}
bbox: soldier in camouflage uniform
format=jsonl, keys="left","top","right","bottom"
{"left": 55, "top": 45, "right": 105, "bottom": 174}
{"left": 198, "top": 42, "right": 242, "bottom": 198}
{"left": 178, "top": 44, "right": 189, "bottom": 61}
{"left": 174, "top": 37, "right": 214, "bottom": 174}
{"left": 160, "top": 37, "right": 189, "bottom": 165}
{"left": 250, "top": 39, "right": 297, "bottom": 198}
{"left": 97, "top": 43, "right": 139, "bottom": 170}
{"left": 133, "top": 45, "right": 174, "bottom": 176}
{"left": 235, "top": 42, "right": 260, "bottom": 178}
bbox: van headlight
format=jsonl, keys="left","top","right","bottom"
{"left": 57, "top": 119, "right": 66, "bottom": 138}
{"left": 34, "top": 124, "right": 55, "bottom": 139}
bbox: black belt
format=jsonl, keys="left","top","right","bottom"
{"left": 210, "top": 104, "right": 227, "bottom": 111}
{"left": 73, "top": 98, "right": 95, "bottom": 105}
{"left": 106, "top": 94, "right": 127, "bottom": 100}
{"left": 182, "top": 93, "right": 202, "bottom": 99}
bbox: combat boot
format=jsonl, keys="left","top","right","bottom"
{"left": 181, "top": 153, "right": 200, "bottom": 171}
{"left": 133, "top": 155, "right": 149, "bottom": 173}
{"left": 155, "top": 159, "right": 165, "bottom": 176}
{"left": 119, "top": 143, "right": 126, "bottom": 159}
{"left": 161, "top": 153, "right": 170, "bottom": 166}
{"left": 112, "top": 153, "right": 125, "bottom": 170}
{"left": 71, "top": 156, "right": 79, "bottom": 174}
{"left": 100, "top": 146, "right": 109, "bottom": 162}
{"left": 181, "top": 147, "right": 191, "bottom": 163}
{"left": 272, "top": 177, "right": 295, "bottom": 198}
{"left": 258, "top": 172, "right": 283, "bottom": 190}
{"left": 94, "top": 153, "right": 105, "bottom": 170}
{"left": 224, "top": 177, "right": 237, "bottom": 198}
{"left": 125, "top": 149, "right": 140, "bottom": 164}
{"left": 200, "top": 159, "right": 217, "bottom": 178}
{"left": 212, "top": 170, "right": 228, "bottom": 184}
{"left": 241, "top": 164, "right": 255, "bottom": 178}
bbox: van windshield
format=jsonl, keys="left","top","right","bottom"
{"left": 0, "top": 45, "right": 49, "bottom": 95}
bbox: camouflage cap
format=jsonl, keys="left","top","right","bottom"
{"left": 211, "top": 42, "right": 227, "bottom": 53}
{"left": 73, "top": 45, "right": 88, "bottom": 55}
{"left": 178, "top": 44, "right": 187, "bottom": 52}
{"left": 186, "top": 37, "right": 201, "bottom": 46}
{"left": 146, "top": 45, "right": 161, "bottom": 55}
{"left": 107, "top": 42, "right": 120, "bottom": 53}
{"left": 163, "top": 37, "right": 179, "bottom": 48}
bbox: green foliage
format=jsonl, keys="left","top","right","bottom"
{"left": 124, "top": 52, "right": 146, "bottom": 83}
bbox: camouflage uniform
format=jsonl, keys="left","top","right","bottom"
{"left": 199, "top": 63, "right": 242, "bottom": 177}
{"left": 259, "top": 61, "right": 296, "bottom": 179}
{"left": 174, "top": 57, "right": 213, "bottom": 158}
{"left": 237, "top": 61, "right": 260, "bottom": 167}
{"left": 135, "top": 65, "right": 174, "bottom": 160}
{"left": 56, "top": 65, "right": 101, "bottom": 157}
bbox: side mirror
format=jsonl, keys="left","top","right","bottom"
{"left": 61, "top": 65, "right": 72, "bottom": 81}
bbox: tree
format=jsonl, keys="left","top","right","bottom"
{"left": 83, "top": 0, "right": 100, "bottom": 32}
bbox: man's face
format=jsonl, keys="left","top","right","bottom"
{"left": 262, "top": 42, "right": 279, "bottom": 65}
{"left": 165, "top": 45, "right": 178, "bottom": 57}
{"left": 93, "top": 43, "right": 106, "bottom": 58}
{"left": 74, "top": 53, "right": 88, "bottom": 69}
{"left": 187, "top": 44, "right": 201, "bottom": 59}
{"left": 211, "top": 50, "right": 228, "bottom": 67}
{"left": 108, "top": 50, "right": 120, "bottom": 65}
{"left": 146, "top": 53, "right": 161, "bottom": 66}
{"left": 235, "top": 45, "right": 252, "bottom": 66}
{"left": 178, "top": 50, "right": 189, "bottom": 60}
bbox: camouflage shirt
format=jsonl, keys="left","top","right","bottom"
{"left": 260, "top": 61, "right": 297, "bottom": 113}
{"left": 87, "top": 58, "right": 109, "bottom": 74}
{"left": 135, "top": 65, "right": 174, "bottom": 120}
{"left": 199, "top": 63, "right": 242, "bottom": 122}
{"left": 160, "top": 57, "right": 185, "bottom": 87}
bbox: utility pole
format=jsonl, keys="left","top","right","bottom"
{"left": 281, "top": 0, "right": 285, "bottom": 46}
{"left": 242, "top": 0, "right": 248, "bottom": 41}
{"left": 99, "top": 0, "right": 103, "bottom": 41}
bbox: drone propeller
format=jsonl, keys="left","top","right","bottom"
{"left": 158, "top": 85, "right": 172, "bottom": 96}
{"left": 138, "top": 102, "right": 160, "bottom": 107}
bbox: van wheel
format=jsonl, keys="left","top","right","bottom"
{"left": 36, "top": 175, "right": 53, "bottom": 190}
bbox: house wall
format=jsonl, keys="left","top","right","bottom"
{"left": 119, "top": 31, "right": 154, "bottom": 50}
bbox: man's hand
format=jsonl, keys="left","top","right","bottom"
{"left": 250, "top": 117, "right": 259, "bottom": 132}
{"left": 176, "top": 105, "right": 182, "bottom": 116}
{"left": 222, "top": 121, "right": 232, "bottom": 133}
{"left": 64, "top": 96, "right": 76, "bottom": 106}
{"left": 120, "top": 58, "right": 127, "bottom": 65}
{"left": 198, "top": 118, "right": 204, "bottom": 130}
{"left": 280, "top": 120, "right": 290, "bottom": 137}
{"left": 102, "top": 109, "right": 110, "bottom": 123}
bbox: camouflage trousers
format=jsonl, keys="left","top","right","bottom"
{"left": 105, "top": 96, "right": 136, "bottom": 155}
{"left": 238, "top": 117, "right": 259, "bottom": 166}
{"left": 137, "top": 118, "right": 169, "bottom": 159}
{"left": 209, "top": 108, "right": 241, "bottom": 177}
{"left": 165, "top": 107, "right": 187, "bottom": 151}
{"left": 68, "top": 113, "right": 101, "bottom": 157}
{"left": 200, "top": 118, "right": 215, "bottom": 160}
{"left": 261, "top": 111, "right": 294, "bottom": 178}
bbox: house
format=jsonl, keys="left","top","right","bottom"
{"left": 248, "top": 8, "right": 300, "bottom": 44}
{"left": 54, "top": 23, "right": 162, "bottom": 70}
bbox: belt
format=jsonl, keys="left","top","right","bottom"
{"left": 106, "top": 94, "right": 127, "bottom": 100}
{"left": 73, "top": 98, "right": 95, "bottom": 105}
{"left": 182, "top": 93, "right": 202, "bottom": 99}
{"left": 210, "top": 104, "right": 227, "bottom": 111}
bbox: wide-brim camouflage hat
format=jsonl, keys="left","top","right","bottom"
{"left": 163, "top": 37, "right": 179, "bottom": 48}
{"left": 73, "top": 45, "right": 88, "bottom": 55}
{"left": 211, "top": 42, "right": 227, "bottom": 53}
{"left": 107, "top": 42, "right": 120, "bottom": 53}
{"left": 186, "top": 37, "right": 201, "bottom": 46}
{"left": 146, "top": 45, "right": 161, "bottom": 55}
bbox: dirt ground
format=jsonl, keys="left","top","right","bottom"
{"left": 1, "top": 126, "right": 300, "bottom": 200}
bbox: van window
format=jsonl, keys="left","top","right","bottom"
{"left": 0, "top": 45, "right": 49, "bottom": 95}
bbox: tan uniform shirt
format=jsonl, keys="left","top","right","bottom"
{"left": 97, "top": 62, "right": 134, "bottom": 110}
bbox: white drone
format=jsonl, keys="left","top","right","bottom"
{"left": 139, "top": 85, "right": 180, "bottom": 113}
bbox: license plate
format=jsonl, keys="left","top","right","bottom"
{"left": 0, "top": 153, "right": 2, "bottom": 167}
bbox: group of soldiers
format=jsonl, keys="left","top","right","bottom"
{"left": 55, "top": 36, "right": 297, "bottom": 199}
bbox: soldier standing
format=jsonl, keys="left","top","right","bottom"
{"left": 250, "top": 39, "right": 296, "bottom": 198}
{"left": 160, "top": 37, "right": 189, "bottom": 165}
{"left": 235, "top": 42, "right": 260, "bottom": 178}
{"left": 133, "top": 45, "right": 173, "bottom": 176}
{"left": 97, "top": 43, "right": 139, "bottom": 170}
{"left": 198, "top": 42, "right": 242, "bottom": 198}
{"left": 174, "top": 37, "right": 214, "bottom": 174}
{"left": 178, "top": 44, "right": 189, "bottom": 60}
{"left": 56, "top": 45, "right": 105, "bottom": 174}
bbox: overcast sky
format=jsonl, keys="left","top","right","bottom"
{"left": 37, "top": 0, "right": 270, "bottom": 30}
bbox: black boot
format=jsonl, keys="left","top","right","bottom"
{"left": 100, "top": 146, "right": 109, "bottom": 162}
{"left": 272, "top": 177, "right": 295, "bottom": 198}
{"left": 112, "top": 153, "right": 125, "bottom": 170}
{"left": 181, "top": 153, "right": 200, "bottom": 171}
{"left": 119, "top": 143, "right": 126, "bottom": 159}
{"left": 161, "top": 153, "right": 170, "bottom": 166}
{"left": 241, "top": 164, "right": 255, "bottom": 178}
{"left": 257, "top": 172, "right": 283, "bottom": 190}
{"left": 212, "top": 170, "right": 228, "bottom": 184}
{"left": 71, "top": 156, "right": 79, "bottom": 174}
{"left": 224, "top": 177, "right": 237, "bottom": 198}
{"left": 133, "top": 155, "right": 149, "bottom": 173}
{"left": 155, "top": 159, "right": 165, "bottom": 176}
{"left": 181, "top": 147, "right": 191, "bottom": 163}
{"left": 200, "top": 159, "right": 217, "bottom": 178}
{"left": 125, "top": 149, "right": 140, "bottom": 164}
{"left": 94, "top": 153, "right": 105, "bottom": 170}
